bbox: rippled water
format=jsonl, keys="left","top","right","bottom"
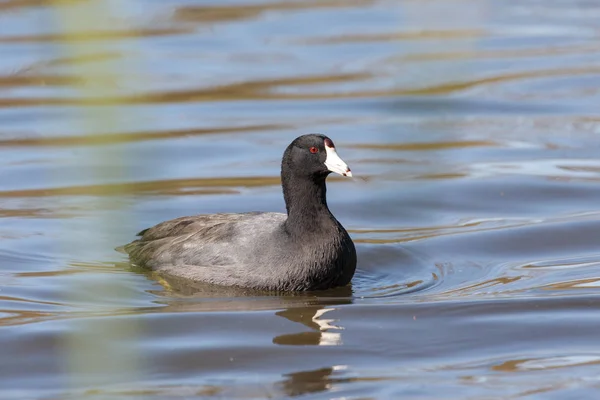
{"left": 2, "top": 0, "right": 600, "bottom": 398}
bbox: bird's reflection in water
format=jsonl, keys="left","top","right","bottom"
{"left": 146, "top": 271, "right": 353, "bottom": 346}
{"left": 273, "top": 307, "right": 343, "bottom": 346}
{"left": 277, "top": 365, "right": 349, "bottom": 397}
{"left": 131, "top": 271, "right": 355, "bottom": 397}
{"left": 273, "top": 286, "right": 352, "bottom": 346}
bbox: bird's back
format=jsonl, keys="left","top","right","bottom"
{"left": 124, "top": 212, "right": 290, "bottom": 287}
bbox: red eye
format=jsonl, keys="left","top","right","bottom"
{"left": 309, "top": 146, "right": 319, "bottom": 154}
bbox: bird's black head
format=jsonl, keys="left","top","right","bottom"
{"left": 282, "top": 134, "right": 352, "bottom": 181}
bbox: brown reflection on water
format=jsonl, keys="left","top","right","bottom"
{"left": 59, "top": 385, "right": 224, "bottom": 399}
{"left": 299, "top": 29, "right": 485, "bottom": 45}
{"left": 173, "top": 0, "right": 376, "bottom": 24}
{"left": 0, "top": 0, "right": 47, "bottom": 11}
{"left": 492, "top": 355, "right": 600, "bottom": 372}
{"left": 0, "top": 294, "right": 63, "bottom": 307}
{"left": 0, "top": 176, "right": 280, "bottom": 197}
{"left": 542, "top": 277, "right": 600, "bottom": 292}
{"left": 28, "top": 52, "right": 121, "bottom": 70}
{"left": 0, "top": 309, "right": 54, "bottom": 327}
{"left": 0, "top": 74, "right": 79, "bottom": 88}
{"left": 0, "top": 208, "right": 63, "bottom": 218}
{"left": 440, "top": 276, "right": 523, "bottom": 298}
{"left": 0, "top": 174, "right": 356, "bottom": 198}
{"left": 350, "top": 215, "right": 571, "bottom": 245}
{"left": 0, "top": 123, "right": 288, "bottom": 147}
{"left": 3, "top": 66, "right": 600, "bottom": 108}
{"left": 351, "top": 140, "right": 496, "bottom": 151}
{"left": 398, "top": 43, "right": 600, "bottom": 63}
{"left": 0, "top": 72, "right": 369, "bottom": 108}
{"left": 14, "top": 266, "right": 115, "bottom": 278}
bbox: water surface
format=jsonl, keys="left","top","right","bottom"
{"left": 2, "top": 0, "right": 600, "bottom": 398}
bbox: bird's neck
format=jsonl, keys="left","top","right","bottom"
{"left": 282, "top": 172, "right": 336, "bottom": 236}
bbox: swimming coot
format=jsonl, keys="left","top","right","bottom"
{"left": 123, "top": 134, "right": 356, "bottom": 291}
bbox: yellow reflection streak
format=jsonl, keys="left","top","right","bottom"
{"left": 49, "top": 0, "right": 141, "bottom": 394}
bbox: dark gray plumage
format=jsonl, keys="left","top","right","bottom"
{"left": 122, "top": 134, "right": 356, "bottom": 291}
